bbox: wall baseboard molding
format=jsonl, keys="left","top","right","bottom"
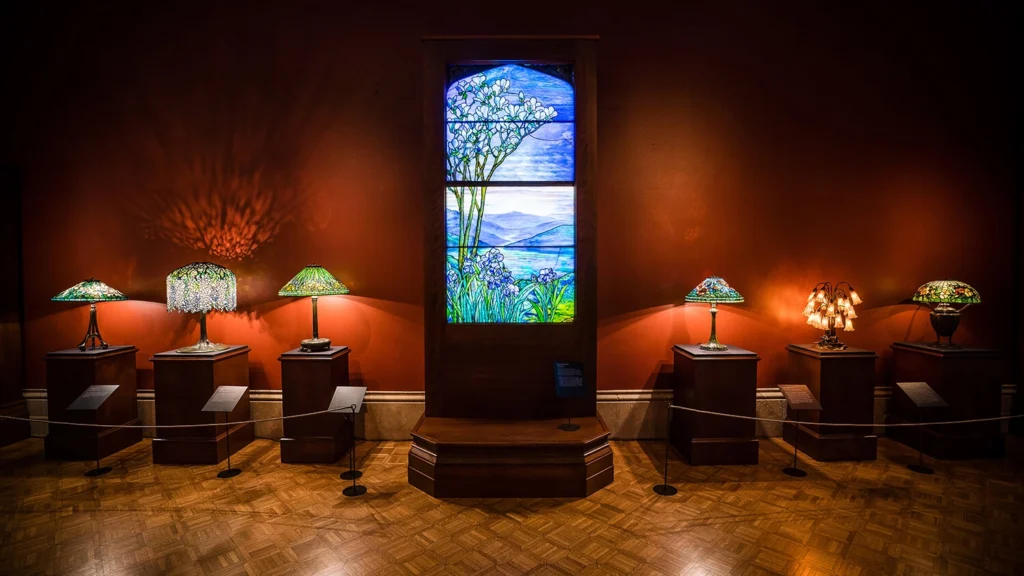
{"left": 22, "top": 385, "right": 1018, "bottom": 441}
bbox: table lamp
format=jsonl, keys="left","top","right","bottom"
{"left": 52, "top": 278, "right": 128, "bottom": 351}
{"left": 803, "top": 281, "right": 862, "bottom": 350}
{"left": 166, "top": 262, "right": 237, "bottom": 353}
{"left": 279, "top": 265, "right": 350, "bottom": 352}
{"left": 685, "top": 276, "right": 744, "bottom": 351}
{"left": 912, "top": 280, "right": 981, "bottom": 347}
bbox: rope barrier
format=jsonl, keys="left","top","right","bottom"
{"left": 669, "top": 404, "right": 1024, "bottom": 427}
{"left": 1, "top": 403, "right": 1020, "bottom": 431}
{"left": 0, "top": 406, "right": 355, "bottom": 430}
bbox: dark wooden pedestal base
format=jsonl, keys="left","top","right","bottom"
{"left": 45, "top": 346, "right": 141, "bottom": 461}
{"left": 151, "top": 345, "right": 253, "bottom": 465}
{"left": 671, "top": 345, "right": 759, "bottom": 466}
{"left": 151, "top": 422, "right": 255, "bottom": 465}
{"left": 279, "top": 346, "right": 352, "bottom": 464}
{"left": 0, "top": 400, "right": 30, "bottom": 448}
{"left": 46, "top": 419, "right": 143, "bottom": 461}
{"left": 886, "top": 415, "right": 1002, "bottom": 460}
{"left": 782, "top": 422, "right": 877, "bottom": 462}
{"left": 408, "top": 416, "right": 613, "bottom": 498}
{"left": 783, "top": 344, "right": 878, "bottom": 461}
{"left": 889, "top": 342, "right": 1002, "bottom": 460}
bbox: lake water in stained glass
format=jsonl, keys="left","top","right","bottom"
{"left": 445, "top": 64, "right": 576, "bottom": 323}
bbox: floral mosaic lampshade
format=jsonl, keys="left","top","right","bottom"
{"left": 685, "top": 276, "right": 744, "bottom": 351}
{"left": 912, "top": 280, "right": 980, "bottom": 347}
{"left": 279, "top": 265, "right": 349, "bottom": 352}
{"left": 166, "top": 262, "right": 236, "bottom": 353}
{"left": 52, "top": 278, "right": 128, "bottom": 351}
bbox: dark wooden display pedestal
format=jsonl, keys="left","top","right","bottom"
{"left": 279, "top": 346, "right": 352, "bottom": 463}
{"left": 44, "top": 346, "right": 141, "bottom": 460}
{"left": 782, "top": 344, "right": 878, "bottom": 461}
{"left": 0, "top": 400, "right": 30, "bottom": 448}
{"left": 151, "top": 345, "right": 253, "bottom": 465}
{"left": 408, "top": 416, "right": 613, "bottom": 498}
{"left": 671, "top": 344, "right": 759, "bottom": 465}
{"left": 888, "top": 342, "right": 1003, "bottom": 459}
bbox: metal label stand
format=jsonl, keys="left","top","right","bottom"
{"left": 201, "top": 386, "right": 249, "bottom": 479}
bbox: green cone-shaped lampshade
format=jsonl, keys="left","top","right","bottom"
{"left": 912, "top": 280, "right": 981, "bottom": 305}
{"left": 52, "top": 279, "right": 128, "bottom": 302}
{"left": 166, "top": 262, "right": 237, "bottom": 313}
{"left": 685, "top": 276, "right": 744, "bottom": 303}
{"left": 278, "top": 265, "right": 349, "bottom": 297}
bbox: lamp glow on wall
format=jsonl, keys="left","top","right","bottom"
{"left": 279, "top": 265, "right": 349, "bottom": 352}
{"left": 685, "top": 276, "right": 744, "bottom": 351}
{"left": 803, "top": 281, "right": 861, "bottom": 350}
{"left": 912, "top": 280, "right": 980, "bottom": 347}
{"left": 52, "top": 279, "right": 128, "bottom": 351}
{"left": 166, "top": 262, "right": 237, "bottom": 353}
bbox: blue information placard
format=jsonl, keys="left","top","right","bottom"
{"left": 555, "top": 362, "right": 586, "bottom": 399}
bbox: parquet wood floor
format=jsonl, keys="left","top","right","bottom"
{"left": 1, "top": 437, "right": 1022, "bottom": 575}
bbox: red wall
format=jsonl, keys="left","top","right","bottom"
{"left": 5, "top": 2, "right": 1016, "bottom": 392}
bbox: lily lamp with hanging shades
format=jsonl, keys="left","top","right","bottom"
{"left": 803, "top": 281, "right": 862, "bottom": 350}
{"left": 912, "top": 280, "right": 981, "bottom": 347}
{"left": 166, "top": 262, "right": 237, "bottom": 353}
{"left": 52, "top": 278, "right": 128, "bottom": 351}
{"left": 685, "top": 276, "right": 744, "bottom": 351}
{"left": 278, "top": 265, "right": 350, "bottom": 352}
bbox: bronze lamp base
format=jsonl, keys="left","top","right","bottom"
{"left": 301, "top": 337, "right": 332, "bottom": 352}
{"left": 929, "top": 304, "right": 961, "bottom": 347}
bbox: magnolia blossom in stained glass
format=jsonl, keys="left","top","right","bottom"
{"left": 684, "top": 276, "right": 744, "bottom": 303}
{"left": 912, "top": 280, "right": 981, "bottom": 305}
{"left": 166, "top": 262, "right": 237, "bottom": 314}
{"left": 444, "top": 63, "right": 576, "bottom": 324}
{"left": 52, "top": 279, "right": 128, "bottom": 302}
{"left": 278, "top": 265, "right": 349, "bottom": 297}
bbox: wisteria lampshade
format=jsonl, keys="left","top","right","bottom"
{"left": 912, "top": 280, "right": 980, "bottom": 346}
{"left": 52, "top": 279, "right": 127, "bottom": 303}
{"left": 279, "top": 265, "right": 349, "bottom": 352}
{"left": 684, "top": 276, "right": 745, "bottom": 304}
{"left": 52, "top": 278, "right": 128, "bottom": 351}
{"left": 685, "top": 276, "right": 743, "bottom": 351}
{"left": 166, "top": 262, "right": 237, "bottom": 314}
{"left": 166, "top": 262, "right": 236, "bottom": 353}
{"left": 278, "top": 265, "right": 350, "bottom": 297}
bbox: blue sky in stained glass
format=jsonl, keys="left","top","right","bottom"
{"left": 445, "top": 63, "right": 575, "bottom": 183}
{"left": 446, "top": 186, "right": 574, "bottom": 247}
{"left": 446, "top": 64, "right": 574, "bottom": 122}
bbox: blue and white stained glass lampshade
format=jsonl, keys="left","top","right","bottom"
{"left": 685, "top": 276, "right": 744, "bottom": 351}
{"left": 52, "top": 278, "right": 128, "bottom": 351}
{"left": 166, "top": 262, "right": 237, "bottom": 353}
{"left": 912, "top": 280, "right": 981, "bottom": 347}
{"left": 278, "top": 265, "right": 349, "bottom": 352}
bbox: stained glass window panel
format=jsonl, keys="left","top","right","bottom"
{"left": 446, "top": 64, "right": 574, "bottom": 183}
{"left": 445, "top": 63, "right": 575, "bottom": 324}
{"left": 445, "top": 186, "right": 574, "bottom": 248}
{"left": 446, "top": 247, "right": 575, "bottom": 323}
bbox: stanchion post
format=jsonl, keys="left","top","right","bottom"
{"left": 908, "top": 407, "right": 935, "bottom": 475}
{"left": 342, "top": 404, "right": 367, "bottom": 497}
{"left": 340, "top": 404, "right": 363, "bottom": 481}
{"left": 653, "top": 405, "right": 678, "bottom": 496}
{"left": 218, "top": 411, "right": 241, "bottom": 479}
{"left": 782, "top": 409, "right": 807, "bottom": 478}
